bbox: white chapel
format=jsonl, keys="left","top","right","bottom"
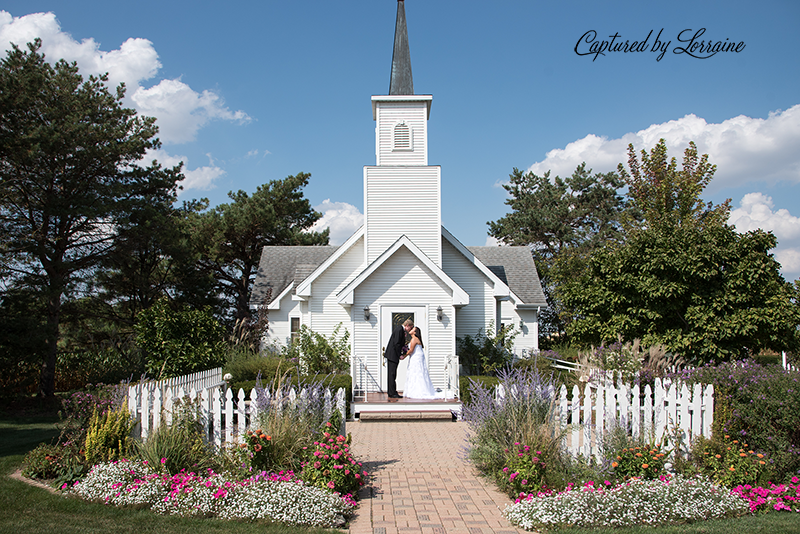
{"left": 251, "top": 1, "right": 547, "bottom": 399}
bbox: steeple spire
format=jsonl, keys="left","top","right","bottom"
{"left": 389, "top": 0, "right": 413, "bottom": 95}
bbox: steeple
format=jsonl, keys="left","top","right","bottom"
{"left": 389, "top": 0, "right": 413, "bottom": 95}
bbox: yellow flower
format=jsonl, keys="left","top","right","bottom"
{"left": 757, "top": 454, "right": 764, "bottom": 458}
{"left": 612, "top": 461, "right": 618, "bottom": 468}
{"left": 729, "top": 466, "right": 735, "bottom": 472}
{"left": 642, "top": 463, "right": 649, "bottom": 469}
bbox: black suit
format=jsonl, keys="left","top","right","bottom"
{"left": 384, "top": 324, "right": 406, "bottom": 397}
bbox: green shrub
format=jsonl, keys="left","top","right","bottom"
{"left": 499, "top": 444, "right": 549, "bottom": 499}
{"left": 224, "top": 354, "right": 297, "bottom": 385}
{"left": 677, "top": 360, "right": 800, "bottom": 481}
{"left": 84, "top": 403, "right": 134, "bottom": 466}
{"left": 611, "top": 445, "right": 668, "bottom": 480}
{"left": 21, "top": 442, "right": 86, "bottom": 487}
{"left": 459, "top": 375, "right": 499, "bottom": 405}
{"left": 135, "top": 298, "right": 226, "bottom": 379}
{"left": 301, "top": 430, "right": 366, "bottom": 496}
{"left": 691, "top": 434, "right": 773, "bottom": 487}
{"left": 283, "top": 323, "right": 350, "bottom": 375}
{"left": 456, "top": 322, "right": 517, "bottom": 375}
{"left": 57, "top": 384, "right": 120, "bottom": 450}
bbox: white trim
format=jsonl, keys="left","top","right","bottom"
{"left": 441, "top": 227, "right": 514, "bottom": 300}
{"left": 295, "top": 226, "right": 365, "bottom": 297}
{"left": 337, "top": 235, "right": 469, "bottom": 306}
{"left": 266, "top": 282, "right": 294, "bottom": 310}
{"left": 371, "top": 94, "right": 433, "bottom": 120}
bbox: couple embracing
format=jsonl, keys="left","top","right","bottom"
{"left": 384, "top": 319, "right": 438, "bottom": 399}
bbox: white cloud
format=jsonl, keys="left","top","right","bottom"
{"left": 145, "top": 148, "right": 225, "bottom": 193}
{"left": 730, "top": 193, "right": 800, "bottom": 278}
{"left": 309, "top": 200, "right": 364, "bottom": 246}
{"left": 526, "top": 105, "right": 800, "bottom": 192}
{"left": 132, "top": 79, "right": 249, "bottom": 144}
{"left": 484, "top": 235, "right": 499, "bottom": 247}
{"left": 0, "top": 11, "right": 249, "bottom": 145}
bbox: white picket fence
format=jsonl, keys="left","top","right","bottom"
{"left": 129, "top": 367, "right": 226, "bottom": 395}
{"left": 497, "top": 378, "right": 714, "bottom": 461}
{"left": 128, "top": 383, "right": 347, "bottom": 449}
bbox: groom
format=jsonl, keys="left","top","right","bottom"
{"left": 384, "top": 318, "right": 414, "bottom": 398}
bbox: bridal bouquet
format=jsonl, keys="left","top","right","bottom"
{"left": 402, "top": 344, "right": 409, "bottom": 355}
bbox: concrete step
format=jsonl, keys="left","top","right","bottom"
{"left": 358, "top": 410, "right": 455, "bottom": 421}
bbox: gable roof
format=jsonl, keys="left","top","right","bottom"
{"left": 466, "top": 246, "right": 547, "bottom": 307}
{"left": 337, "top": 234, "right": 469, "bottom": 306}
{"left": 250, "top": 245, "right": 338, "bottom": 308}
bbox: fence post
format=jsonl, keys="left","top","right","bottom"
{"left": 631, "top": 384, "right": 641, "bottom": 440}
{"left": 595, "top": 383, "right": 605, "bottom": 462}
{"left": 582, "top": 384, "right": 592, "bottom": 458}
{"left": 212, "top": 388, "right": 222, "bottom": 449}
{"left": 225, "top": 388, "right": 234, "bottom": 445}
{"left": 237, "top": 388, "right": 247, "bottom": 441}
{"left": 570, "top": 385, "right": 580, "bottom": 457}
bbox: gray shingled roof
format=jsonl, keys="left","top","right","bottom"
{"left": 250, "top": 246, "right": 338, "bottom": 307}
{"left": 467, "top": 246, "right": 547, "bottom": 306}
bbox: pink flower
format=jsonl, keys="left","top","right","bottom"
{"left": 327, "top": 481, "right": 336, "bottom": 489}
{"left": 160, "top": 458, "right": 167, "bottom": 464}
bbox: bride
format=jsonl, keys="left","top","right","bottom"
{"left": 403, "top": 327, "right": 441, "bottom": 399}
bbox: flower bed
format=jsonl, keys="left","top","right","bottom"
{"left": 68, "top": 458, "right": 356, "bottom": 528}
{"left": 504, "top": 475, "right": 750, "bottom": 530}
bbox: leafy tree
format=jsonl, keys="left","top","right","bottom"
{"left": 0, "top": 41, "right": 182, "bottom": 396}
{"left": 488, "top": 164, "right": 627, "bottom": 336}
{"left": 134, "top": 298, "right": 226, "bottom": 379}
{"left": 556, "top": 140, "right": 800, "bottom": 363}
{"left": 188, "top": 173, "right": 328, "bottom": 325}
{"left": 91, "top": 198, "right": 218, "bottom": 330}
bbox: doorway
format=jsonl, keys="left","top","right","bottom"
{"left": 380, "top": 306, "right": 426, "bottom": 393}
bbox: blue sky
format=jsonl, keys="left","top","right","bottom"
{"left": 2, "top": 1, "right": 799, "bottom": 281}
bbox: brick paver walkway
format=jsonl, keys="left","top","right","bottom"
{"left": 347, "top": 421, "right": 528, "bottom": 534}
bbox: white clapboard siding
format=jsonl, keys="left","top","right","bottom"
{"left": 364, "top": 165, "right": 441, "bottom": 265}
{"left": 442, "top": 239, "right": 496, "bottom": 339}
{"left": 375, "top": 100, "right": 429, "bottom": 166}
{"left": 308, "top": 236, "right": 364, "bottom": 336}
{"left": 129, "top": 383, "right": 347, "bottom": 449}
{"left": 495, "top": 378, "right": 714, "bottom": 461}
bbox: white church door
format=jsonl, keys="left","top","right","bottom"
{"left": 380, "top": 306, "right": 426, "bottom": 394}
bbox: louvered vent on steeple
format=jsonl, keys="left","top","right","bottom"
{"left": 393, "top": 122, "right": 411, "bottom": 150}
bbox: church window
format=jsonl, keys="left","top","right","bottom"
{"left": 290, "top": 317, "right": 300, "bottom": 345}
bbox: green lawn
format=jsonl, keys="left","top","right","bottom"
{"left": 549, "top": 513, "right": 800, "bottom": 534}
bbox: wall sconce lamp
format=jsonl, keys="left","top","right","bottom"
{"left": 437, "top": 306, "right": 443, "bottom": 321}
{"left": 519, "top": 319, "right": 524, "bottom": 329}
{"left": 363, "top": 305, "right": 370, "bottom": 321}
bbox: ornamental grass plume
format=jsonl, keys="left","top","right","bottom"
{"left": 462, "top": 366, "right": 570, "bottom": 490}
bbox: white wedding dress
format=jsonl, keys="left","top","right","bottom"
{"left": 403, "top": 345, "right": 441, "bottom": 399}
